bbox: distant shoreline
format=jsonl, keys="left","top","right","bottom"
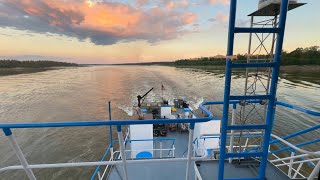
{"left": 174, "top": 65, "right": 320, "bottom": 73}
{"left": 0, "top": 67, "right": 77, "bottom": 76}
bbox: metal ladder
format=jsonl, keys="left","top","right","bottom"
{"left": 218, "top": 0, "right": 290, "bottom": 179}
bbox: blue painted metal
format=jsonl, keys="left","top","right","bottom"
{"left": 227, "top": 124, "right": 267, "bottom": 130}
{"left": 233, "top": 103, "right": 237, "bottom": 109}
{"left": 270, "top": 124, "right": 320, "bottom": 145}
{"left": 224, "top": 178, "right": 259, "bottom": 180}
{"left": 190, "top": 122, "right": 195, "bottom": 129}
{"left": 229, "top": 95, "right": 271, "bottom": 101}
{"left": 2, "top": 128, "right": 12, "bottom": 136}
{"left": 136, "top": 151, "right": 152, "bottom": 158}
{"left": 108, "top": 101, "right": 113, "bottom": 148}
{"left": 225, "top": 152, "right": 264, "bottom": 158}
{"left": 219, "top": 0, "right": 237, "bottom": 179}
{"left": 234, "top": 27, "right": 280, "bottom": 33}
{"left": 91, "top": 144, "right": 112, "bottom": 180}
{"left": 259, "top": 1, "right": 290, "bottom": 179}
{"left": 117, "top": 125, "right": 121, "bottom": 132}
{"left": 270, "top": 138, "right": 320, "bottom": 154}
{"left": 113, "top": 138, "right": 176, "bottom": 143}
{"left": 231, "top": 62, "right": 275, "bottom": 68}
{"left": 219, "top": 0, "right": 291, "bottom": 179}
{"left": 0, "top": 102, "right": 217, "bottom": 130}
{"left": 276, "top": 101, "right": 320, "bottom": 116}
{"left": 201, "top": 134, "right": 262, "bottom": 139}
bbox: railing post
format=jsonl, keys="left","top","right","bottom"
{"left": 185, "top": 123, "right": 195, "bottom": 180}
{"left": 160, "top": 140, "right": 162, "bottom": 158}
{"left": 229, "top": 103, "right": 236, "bottom": 163}
{"left": 108, "top": 101, "right": 113, "bottom": 147}
{"left": 288, "top": 152, "right": 294, "bottom": 178}
{"left": 308, "top": 160, "right": 320, "bottom": 180}
{"left": 117, "top": 125, "right": 128, "bottom": 180}
{"left": 2, "top": 128, "right": 37, "bottom": 180}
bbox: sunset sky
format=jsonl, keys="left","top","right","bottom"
{"left": 0, "top": 0, "right": 319, "bottom": 64}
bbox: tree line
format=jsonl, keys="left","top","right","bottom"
{"left": 0, "top": 60, "right": 78, "bottom": 68}
{"left": 173, "top": 46, "right": 320, "bottom": 66}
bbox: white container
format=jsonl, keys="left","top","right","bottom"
{"left": 258, "top": 0, "right": 298, "bottom": 10}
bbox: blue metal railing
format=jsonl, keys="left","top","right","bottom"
{"left": 0, "top": 102, "right": 216, "bottom": 132}
{"left": 1, "top": 100, "right": 319, "bottom": 180}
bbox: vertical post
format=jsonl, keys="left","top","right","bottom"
{"left": 229, "top": 103, "right": 236, "bottom": 163}
{"left": 173, "top": 144, "right": 175, "bottom": 157}
{"left": 108, "top": 101, "right": 113, "bottom": 147}
{"left": 3, "top": 128, "right": 36, "bottom": 180}
{"left": 160, "top": 140, "right": 162, "bottom": 158}
{"left": 185, "top": 123, "right": 195, "bottom": 180}
{"left": 219, "top": 0, "right": 237, "bottom": 179}
{"left": 288, "top": 152, "right": 294, "bottom": 178}
{"left": 117, "top": 126, "right": 128, "bottom": 180}
{"left": 259, "top": 0, "right": 289, "bottom": 179}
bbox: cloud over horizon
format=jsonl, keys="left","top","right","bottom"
{"left": 0, "top": 0, "right": 198, "bottom": 45}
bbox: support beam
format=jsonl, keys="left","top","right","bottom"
{"left": 3, "top": 128, "right": 37, "bottom": 180}
{"left": 185, "top": 123, "right": 195, "bottom": 180}
{"left": 117, "top": 126, "right": 128, "bottom": 180}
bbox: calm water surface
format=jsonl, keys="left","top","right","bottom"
{"left": 0, "top": 66, "right": 319, "bottom": 179}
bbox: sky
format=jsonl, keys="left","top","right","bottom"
{"left": 0, "top": 0, "right": 319, "bottom": 64}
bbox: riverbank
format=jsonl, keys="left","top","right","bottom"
{"left": 0, "top": 60, "right": 79, "bottom": 76}
{"left": 0, "top": 67, "right": 75, "bottom": 76}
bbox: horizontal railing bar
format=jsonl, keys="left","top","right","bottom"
{"left": 113, "top": 138, "right": 176, "bottom": 143}
{"left": 234, "top": 27, "right": 280, "bottom": 33}
{"left": 276, "top": 158, "right": 320, "bottom": 167}
{"left": 271, "top": 153, "right": 315, "bottom": 163}
{"left": 227, "top": 124, "right": 267, "bottom": 130}
{"left": 270, "top": 124, "right": 320, "bottom": 145}
{"left": 225, "top": 178, "right": 259, "bottom": 180}
{"left": 230, "top": 62, "right": 275, "bottom": 68}
{"left": 0, "top": 102, "right": 217, "bottom": 129}
{"left": 0, "top": 156, "right": 209, "bottom": 172}
{"left": 271, "top": 134, "right": 320, "bottom": 156}
{"left": 276, "top": 101, "right": 320, "bottom": 116}
{"left": 113, "top": 148, "right": 174, "bottom": 153}
{"left": 229, "top": 95, "right": 271, "bottom": 101}
{"left": 1, "top": 101, "right": 319, "bottom": 130}
{"left": 270, "top": 138, "right": 320, "bottom": 154}
{"left": 225, "top": 152, "right": 264, "bottom": 158}
{"left": 201, "top": 134, "right": 262, "bottom": 139}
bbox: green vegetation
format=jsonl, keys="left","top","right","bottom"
{"left": 174, "top": 46, "right": 320, "bottom": 66}
{"left": 0, "top": 60, "right": 78, "bottom": 68}
{"left": 0, "top": 60, "right": 78, "bottom": 76}
{"left": 114, "top": 46, "right": 320, "bottom": 67}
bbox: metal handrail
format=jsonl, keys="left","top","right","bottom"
{"left": 1, "top": 101, "right": 319, "bottom": 180}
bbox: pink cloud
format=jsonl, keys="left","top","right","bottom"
{"left": 207, "top": 0, "right": 229, "bottom": 5}
{"left": 135, "top": 0, "right": 149, "bottom": 7}
{"left": 209, "top": 11, "right": 229, "bottom": 23}
{"left": 0, "top": 0, "right": 197, "bottom": 45}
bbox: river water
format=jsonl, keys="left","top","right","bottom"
{"left": 0, "top": 66, "right": 319, "bottom": 179}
